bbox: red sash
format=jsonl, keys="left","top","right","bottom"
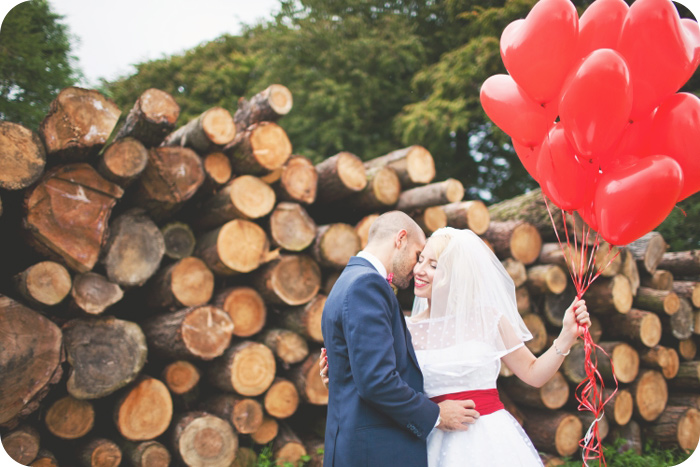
{"left": 430, "top": 388, "right": 504, "bottom": 416}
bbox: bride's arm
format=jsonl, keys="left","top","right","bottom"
{"left": 501, "top": 298, "right": 589, "bottom": 388}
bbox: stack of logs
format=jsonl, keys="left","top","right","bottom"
{"left": 0, "top": 83, "right": 697, "bottom": 467}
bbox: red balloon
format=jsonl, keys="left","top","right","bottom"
{"left": 500, "top": 0, "right": 579, "bottom": 105}
{"left": 648, "top": 92, "right": 700, "bottom": 200}
{"left": 602, "top": 109, "right": 655, "bottom": 172}
{"left": 617, "top": 0, "right": 697, "bottom": 119}
{"left": 536, "top": 123, "right": 595, "bottom": 212}
{"left": 595, "top": 155, "right": 683, "bottom": 245}
{"left": 480, "top": 74, "right": 556, "bottom": 147}
{"left": 559, "top": 49, "right": 633, "bottom": 158}
{"left": 512, "top": 141, "right": 541, "bottom": 183}
{"left": 681, "top": 18, "right": 700, "bottom": 85}
{"left": 578, "top": 0, "right": 629, "bottom": 58}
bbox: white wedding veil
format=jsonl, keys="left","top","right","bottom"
{"left": 411, "top": 228, "right": 532, "bottom": 373}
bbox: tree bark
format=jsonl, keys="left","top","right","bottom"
{"left": 194, "top": 175, "right": 276, "bottom": 230}
{"left": 78, "top": 438, "right": 122, "bottom": 467}
{"left": 395, "top": 178, "right": 463, "bottom": 212}
{"left": 279, "top": 294, "right": 326, "bottom": 344}
{"left": 631, "top": 369, "right": 668, "bottom": 422}
{"left": 30, "top": 449, "right": 59, "bottom": 467}
{"left": 113, "top": 88, "right": 180, "bottom": 147}
{"left": 268, "top": 202, "right": 317, "bottom": 252}
{"left": 273, "top": 423, "right": 308, "bottom": 466}
{"left": 595, "top": 341, "right": 640, "bottom": 384}
{"left": 668, "top": 361, "right": 700, "bottom": 390}
{"left": 272, "top": 155, "right": 318, "bottom": 205}
{"left": 146, "top": 256, "right": 214, "bottom": 310}
{"left": 97, "top": 137, "right": 148, "bottom": 186}
{"left": 543, "top": 285, "right": 576, "bottom": 326}
{"left": 0, "top": 295, "right": 63, "bottom": 428}
{"left": 44, "top": 395, "right": 95, "bottom": 439}
{"left": 522, "top": 313, "right": 548, "bottom": 354}
{"left": 202, "top": 394, "right": 264, "bottom": 435}
{"left": 363, "top": 145, "right": 435, "bottom": 188}
{"left": 658, "top": 249, "right": 700, "bottom": 277}
{"left": 633, "top": 286, "right": 680, "bottom": 316}
{"left": 521, "top": 410, "right": 582, "bottom": 457}
{"left": 69, "top": 272, "right": 123, "bottom": 316}
{"left": 526, "top": 264, "right": 567, "bottom": 295}
{"left": 114, "top": 376, "right": 173, "bottom": 441}
{"left": 501, "top": 371, "right": 569, "bottom": 410}
{"left": 129, "top": 146, "right": 205, "bottom": 221}
{"left": 264, "top": 378, "right": 300, "bottom": 419}
{"left": 482, "top": 220, "right": 542, "bottom": 265}
{"left": 343, "top": 166, "right": 401, "bottom": 214}
{"left": 207, "top": 341, "right": 276, "bottom": 397}
{"left": 603, "top": 387, "right": 633, "bottom": 426}
{"left": 678, "top": 338, "right": 697, "bottom": 362}
{"left": 24, "top": 163, "right": 124, "bottom": 273}
{"left": 289, "top": 351, "right": 329, "bottom": 405}
{"left": 661, "top": 297, "right": 694, "bottom": 340}
{"left": 627, "top": 231, "right": 667, "bottom": 275}
{"left": 1, "top": 425, "right": 41, "bottom": 465}
{"left": 102, "top": 209, "right": 165, "bottom": 287}
{"left": 645, "top": 406, "right": 700, "bottom": 452}
{"left": 608, "top": 420, "right": 642, "bottom": 455}
{"left": 413, "top": 206, "right": 447, "bottom": 235}
{"left": 640, "top": 346, "right": 680, "bottom": 379}
{"left": 212, "top": 286, "right": 267, "bottom": 338}
{"left": 142, "top": 306, "right": 233, "bottom": 361}
{"left": 171, "top": 412, "right": 237, "bottom": 467}
{"left": 312, "top": 223, "right": 361, "bottom": 270}
{"left": 620, "top": 247, "right": 641, "bottom": 296}
{"left": 251, "top": 254, "right": 321, "bottom": 306}
{"left": 0, "top": 121, "right": 46, "bottom": 190}
{"left": 261, "top": 328, "right": 310, "bottom": 368}
{"left": 225, "top": 121, "right": 291, "bottom": 175}
{"left": 585, "top": 274, "right": 633, "bottom": 314}
{"left": 63, "top": 317, "right": 147, "bottom": 399}
{"left": 672, "top": 280, "right": 700, "bottom": 308}
{"left": 160, "top": 222, "right": 196, "bottom": 260}
{"left": 13, "top": 260, "right": 71, "bottom": 307}
{"left": 314, "top": 151, "right": 367, "bottom": 204}
{"left": 195, "top": 219, "right": 270, "bottom": 275}
{"left": 600, "top": 309, "right": 662, "bottom": 348}
{"left": 233, "top": 84, "right": 293, "bottom": 131}
{"left": 641, "top": 269, "right": 674, "bottom": 291}
{"left": 162, "top": 107, "right": 236, "bottom": 153}
{"left": 503, "top": 258, "right": 527, "bottom": 288}
{"left": 442, "top": 200, "right": 491, "bottom": 235}
{"left": 39, "top": 87, "right": 121, "bottom": 162}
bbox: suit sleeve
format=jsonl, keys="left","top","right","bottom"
{"left": 343, "top": 275, "right": 439, "bottom": 440}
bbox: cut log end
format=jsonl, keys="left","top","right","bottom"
{"left": 247, "top": 122, "right": 292, "bottom": 170}
{"left": 264, "top": 379, "right": 300, "bottom": 419}
{"left": 116, "top": 377, "right": 173, "bottom": 441}
{"left": 223, "top": 342, "right": 277, "bottom": 397}
{"left": 316, "top": 224, "right": 361, "bottom": 269}
{"left": 230, "top": 175, "right": 277, "bottom": 219}
{"left": 369, "top": 166, "right": 401, "bottom": 206}
{"left": 163, "top": 361, "right": 200, "bottom": 395}
{"left": 404, "top": 145, "right": 436, "bottom": 185}
{"left": 45, "top": 396, "right": 95, "bottom": 439}
{"left": 336, "top": 151, "right": 368, "bottom": 192}
{"left": 279, "top": 156, "right": 317, "bottom": 204}
{"left": 217, "top": 286, "right": 267, "bottom": 338}
{"left": 16, "top": 261, "right": 72, "bottom": 306}
{"left": 161, "top": 222, "right": 196, "bottom": 260}
{"left": 181, "top": 306, "right": 235, "bottom": 360}
{"left": 174, "top": 413, "right": 237, "bottom": 467}
{"left": 0, "top": 121, "right": 46, "bottom": 190}
{"left": 201, "top": 107, "right": 237, "bottom": 145}
{"left": 101, "top": 138, "right": 148, "bottom": 183}
{"left": 171, "top": 257, "right": 215, "bottom": 307}
{"left": 203, "top": 152, "right": 232, "bottom": 185}
{"left": 266, "top": 84, "right": 294, "bottom": 115}
{"left": 511, "top": 223, "right": 543, "bottom": 265}
{"left": 138, "top": 88, "right": 180, "bottom": 125}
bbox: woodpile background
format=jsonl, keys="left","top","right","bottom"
{"left": 0, "top": 84, "right": 697, "bottom": 467}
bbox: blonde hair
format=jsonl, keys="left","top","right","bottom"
{"left": 428, "top": 231, "right": 453, "bottom": 261}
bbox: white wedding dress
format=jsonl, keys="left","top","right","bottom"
{"left": 407, "top": 318, "right": 544, "bottom": 467}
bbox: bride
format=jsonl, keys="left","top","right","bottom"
{"left": 321, "top": 227, "right": 590, "bottom": 466}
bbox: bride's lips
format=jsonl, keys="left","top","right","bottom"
{"left": 414, "top": 278, "right": 429, "bottom": 288}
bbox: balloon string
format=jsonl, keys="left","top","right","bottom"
{"left": 543, "top": 194, "right": 619, "bottom": 467}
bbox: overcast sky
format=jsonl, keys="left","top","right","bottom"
{"left": 1, "top": 0, "right": 281, "bottom": 86}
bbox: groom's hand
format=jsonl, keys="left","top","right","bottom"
{"left": 437, "top": 400, "right": 479, "bottom": 431}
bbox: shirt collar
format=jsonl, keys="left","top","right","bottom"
{"left": 356, "top": 250, "right": 388, "bottom": 279}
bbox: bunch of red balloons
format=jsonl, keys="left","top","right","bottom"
{"left": 481, "top": 0, "right": 700, "bottom": 245}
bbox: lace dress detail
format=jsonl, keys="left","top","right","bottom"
{"left": 408, "top": 318, "right": 544, "bottom": 467}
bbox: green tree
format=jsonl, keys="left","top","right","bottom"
{"left": 102, "top": 35, "right": 257, "bottom": 125}
{"left": 0, "top": 0, "right": 80, "bottom": 130}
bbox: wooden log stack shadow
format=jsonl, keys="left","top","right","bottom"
{"left": 0, "top": 84, "right": 698, "bottom": 467}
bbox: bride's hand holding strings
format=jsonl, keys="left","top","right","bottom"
{"left": 319, "top": 348, "right": 329, "bottom": 388}
{"left": 558, "top": 298, "right": 590, "bottom": 350}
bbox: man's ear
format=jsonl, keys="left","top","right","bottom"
{"left": 395, "top": 229, "right": 408, "bottom": 248}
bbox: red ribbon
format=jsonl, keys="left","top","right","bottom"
{"left": 543, "top": 195, "right": 619, "bottom": 467}
{"left": 430, "top": 388, "right": 504, "bottom": 416}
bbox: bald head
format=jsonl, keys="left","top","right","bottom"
{"left": 367, "top": 211, "right": 425, "bottom": 247}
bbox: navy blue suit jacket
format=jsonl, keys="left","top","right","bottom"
{"left": 322, "top": 257, "right": 439, "bottom": 467}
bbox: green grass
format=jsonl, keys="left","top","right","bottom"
{"left": 559, "top": 439, "right": 693, "bottom": 467}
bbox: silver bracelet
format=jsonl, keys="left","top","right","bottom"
{"left": 553, "top": 338, "right": 570, "bottom": 356}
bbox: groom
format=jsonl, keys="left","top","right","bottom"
{"left": 322, "top": 211, "right": 478, "bottom": 466}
